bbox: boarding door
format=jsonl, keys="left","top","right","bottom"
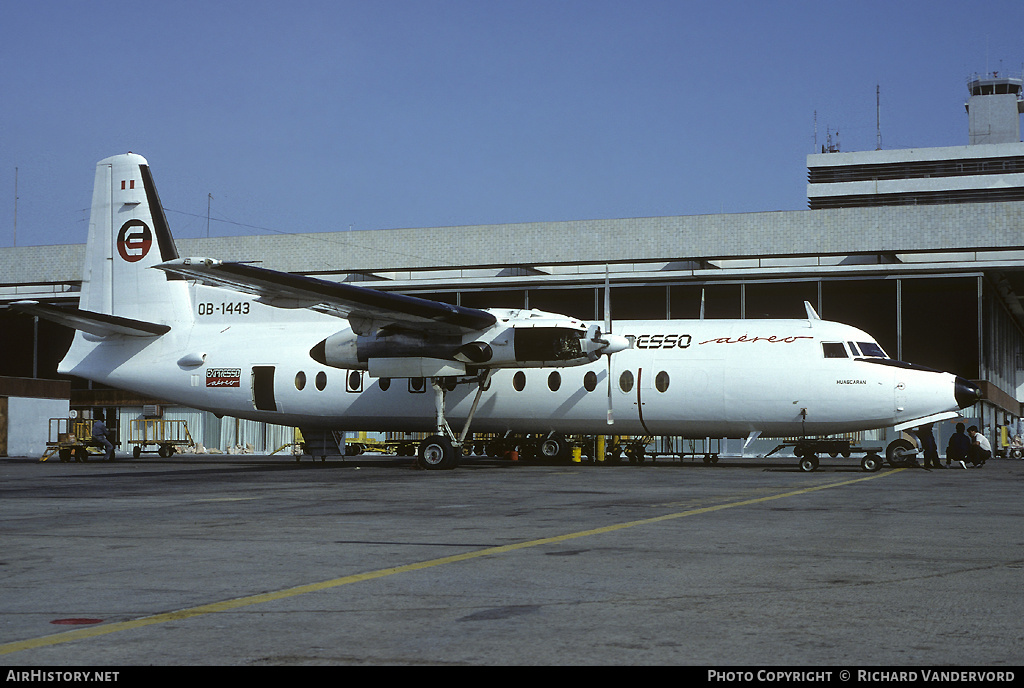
{"left": 252, "top": 366, "right": 278, "bottom": 412}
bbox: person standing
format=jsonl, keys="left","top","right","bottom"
{"left": 917, "top": 423, "right": 943, "bottom": 469}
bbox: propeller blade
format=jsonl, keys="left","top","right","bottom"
{"left": 606, "top": 355, "right": 614, "bottom": 425}
{"left": 604, "top": 264, "right": 614, "bottom": 424}
{"left": 604, "top": 265, "right": 611, "bottom": 334}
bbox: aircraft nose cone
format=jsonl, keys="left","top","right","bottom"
{"left": 955, "top": 377, "right": 983, "bottom": 409}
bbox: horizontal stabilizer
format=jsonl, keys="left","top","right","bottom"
{"left": 156, "top": 258, "right": 497, "bottom": 335}
{"left": 11, "top": 301, "right": 171, "bottom": 338}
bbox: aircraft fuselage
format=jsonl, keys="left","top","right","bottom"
{"left": 59, "top": 288, "right": 965, "bottom": 439}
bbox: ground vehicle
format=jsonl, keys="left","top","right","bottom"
{"left": 41, "top": 418, "right": 107, "bottom": 462}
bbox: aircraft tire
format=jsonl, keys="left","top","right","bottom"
{"left": 885, "top": 439, "right": 915, "bottom": 467}
{"left": 418, "top": 435, "right": 459, "bottom": 470}
{"left": 539, "top": 434, "right": 570, "bottom": 463}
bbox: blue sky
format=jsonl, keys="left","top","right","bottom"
{"left": 2, "top": 0, "right": 1022, "bottom": 247}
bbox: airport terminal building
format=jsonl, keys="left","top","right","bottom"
{"left": 3, "top": 75, "right": 1024, "bottom": 457}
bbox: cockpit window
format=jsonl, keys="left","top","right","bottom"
{"left": 822, "top": 342, "right": 848, "bottom": 358}
{"left": 857, "top": 342, "right": 887, "bottom": 358}
{"left": 847, "top": 341, "right": 861, "bottom": 356}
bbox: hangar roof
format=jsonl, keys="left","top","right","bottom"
{"left": 3, "top": 201, "right": 1024, "bottom": 307}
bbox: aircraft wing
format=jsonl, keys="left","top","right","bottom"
{"left": 156, "top": 258, "right": 497, "bottom": 335}
{"left": 11, "top": 301, "right": 171, "bottom": 338}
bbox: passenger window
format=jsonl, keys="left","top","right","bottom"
{"left": 295, "top": 371, "right": 306, "bottom": 391}
{"left": 513, "top": 371, "right": 526, "bottom": 392}
{"left": 619, "top": 370, "right": 634, "bottom": 393}
{"left": 583, "top": 370, "right": 598, "bottom": 392}
{"left": 315, "top": 371, "right": 327, "bottom": 391}
{"left": 547, "top": 371, "right": 561, "bottom": 392}
{"left": 346, "top": 370, "right": 363, "bottom": 393}
{"left": 655, "top": 371, "right": 670, "bottom": 393}
{"left": 379, "top": 377, "right": 391, "bottom": 392}
{"left": 822, "top": 342, "right": 848, "bottom": 358}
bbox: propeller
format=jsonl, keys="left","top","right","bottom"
{"left": 605, "top": 266, "right": 614, "bottom": 425}
{"left": 582, "top": 267, "right": 630, "bottom": 424}
{"left": 598, "top": 266, "right": 632, "bottom": 424}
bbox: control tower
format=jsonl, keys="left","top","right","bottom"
{"left": 967, "top": 73, "right": 1024, "bottom": 144}
{"left": 807, "top": 72, "right": 1024, "bottom": 209}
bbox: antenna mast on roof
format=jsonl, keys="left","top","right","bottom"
{"left": 876, "top": 84, "right": 882, "bottom": 150}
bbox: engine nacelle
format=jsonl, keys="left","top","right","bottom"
{"left": 308, "top": 308, "right": 631, "bottom": 375}
{"left": 310, "top": 329, "right": 460, "bottom": 370}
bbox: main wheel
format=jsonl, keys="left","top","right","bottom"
{"left": 418, "top": 435, "right": 459, "bottom": 470}
{"left": 538, "top": 433, "right": 570, "bottom": 463}
{"left": 886, "top": 439, "right": 916, "bottom": 467}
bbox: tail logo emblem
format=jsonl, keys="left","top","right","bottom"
{"left": 117, "top": 220, "right": 153, "bottom": 263}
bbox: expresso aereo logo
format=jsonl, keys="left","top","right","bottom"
{"left": 116, "top": 220, "right": 153, "bottom": 263}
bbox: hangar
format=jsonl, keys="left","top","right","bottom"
{"left": 2, "top": 74, "right": 1024, "bottom": 457}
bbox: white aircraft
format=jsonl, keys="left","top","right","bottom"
{"left": 14, "top": 153, "right": 981, "bottom": 470}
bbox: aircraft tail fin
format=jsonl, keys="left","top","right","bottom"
{"left": 78, "top": 153, "right": 191, "bottom": 325}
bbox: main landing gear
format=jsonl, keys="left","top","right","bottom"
{"left": 417, "top": 372, "right": 492, "bottom": 470}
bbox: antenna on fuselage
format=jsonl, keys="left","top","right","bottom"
{"left": 700, "top": 289, "right": 706, "bottom": 320}
{"left": 804, "top": 301, "right": 820, "bottom": 323}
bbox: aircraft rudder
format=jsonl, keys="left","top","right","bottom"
{"left": 79, "top": 153, "right": 190, "bottom": 323}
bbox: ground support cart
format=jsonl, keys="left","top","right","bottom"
{"left": 764, "top": 438, "right": 884, "bottom": 472}
{"left": 127, "top": 419, "right": 193, "bottom": 458}
{"left": 633, "top": 437, "right": 723, "bottom": 464}
{"left": 40, "top": 418, "right": 108, "bottom": 462}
